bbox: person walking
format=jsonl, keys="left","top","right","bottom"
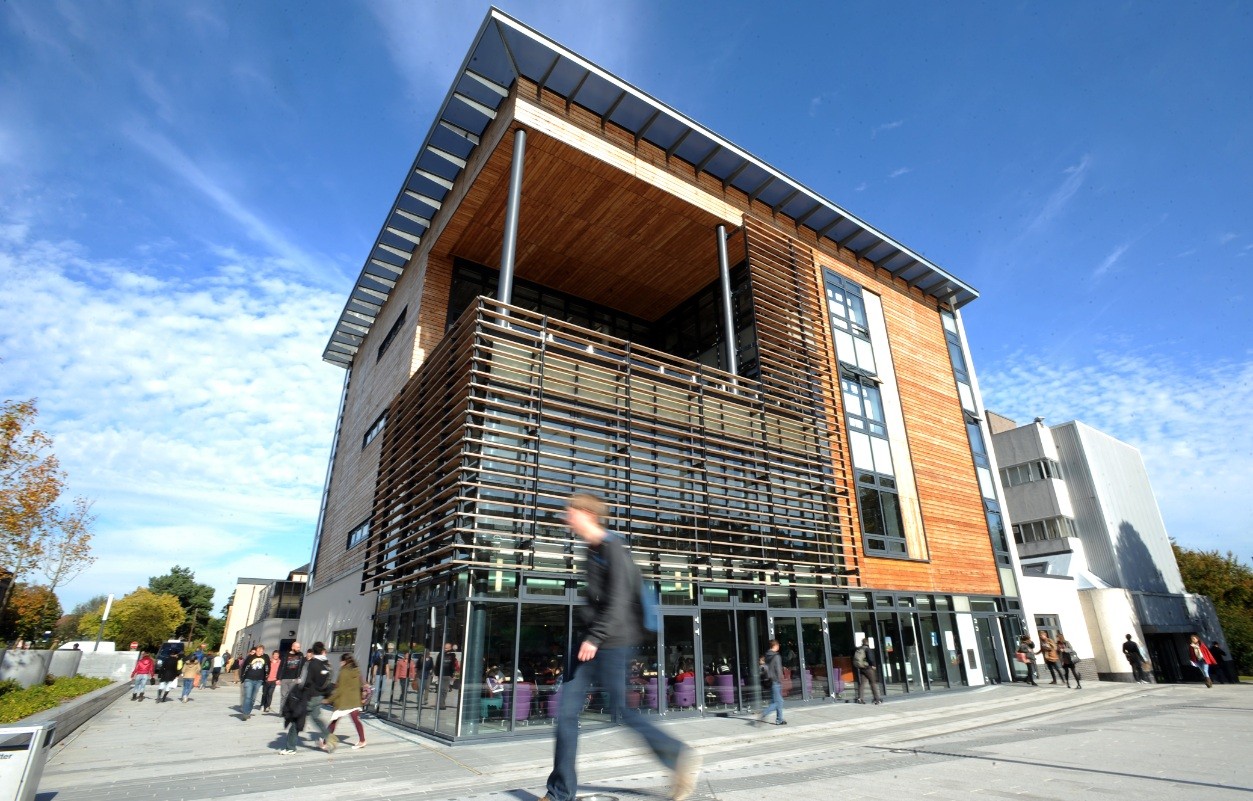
{"left": 1187, "top": 634, "right": 1216, "bottom": 687}
{"left": 211, "top": 652, "right": 224, "bottom": 689}
{"left": 327, "top": 653, "right": 367, "bottom": 749}
{"left": 852, "top": 639, "right": 882, "bottom": 705}
{"left": 1037, "top": 633, "right": 1063, "bottom": 684}
{"left": 435, "top": 642, "right": 459, "bottom": 710}
{"left": 240, "top": 644, "right": 270, "bottom": 719}
{"left": 155, "top": 648, "right": 180, "bottom": 702}
{"left": 278, "top": 641, "right": 305, "bottom": 710}
{"left": 279, "top": 641, "right": 337, "bottom": 754}
{"left": 199, "top": 652, "right": 213, "bottom": 690}
{"left": 179, "top": 654, "right": 200, "bottom": 702}
{"left": 262, "top": 649, "right": 281, "bottom": 712}
{"left": 1209, "top": 642, "right": 1234, "bottom": 684}
{"left": 1057, "top": 635, "right": 1082, "bottom": 689}
{"left": 1016, "top": 634, "right": 1039, "bottom": 686}
{"left": 1122, "top": 634, "right": 1149, "bottom": 683}
{"left": 756, "top": 640, "right": 786, "bottom": 725}
{"left": 539, "top": 493, "right": 700, "bottom": 801}
{"left": 130, "top": 651, "right": 155, "bottom": 701}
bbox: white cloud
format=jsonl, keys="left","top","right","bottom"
{"left": 0, "top": 233, "right": 345, "bottom": 611}
{"left": 1219, "top": 232, "right": 1239, "bottom": 245}
{"left": 872, "top": 120, "right": 903, "bottom": 138}
{"left": 980, "top": 351, "right": 1253, "bottom": 559}
{"left": 1092, "top": 241, "right": 1131, "bottom": 280}
{"left": 889, "top": 166, "right": 911, "bottom": 179}
{"left": 854, "top": 182, "right": 868, "bottom": 192}
{"left": 1022, "top": 154, "right": 1091, "bottom": 238}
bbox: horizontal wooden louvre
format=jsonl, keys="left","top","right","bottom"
{"left": 364, "top": 297, "right": 854, "bottom": 592}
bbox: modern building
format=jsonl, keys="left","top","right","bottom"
{"left": 303, "top": 9, "right": 1028, "bottom": 742}
{"left": 988, "top": 413, "right": 1225, "bottom": 682}
{"left": 221, "top": 566, "right": 307, "bottom": 659}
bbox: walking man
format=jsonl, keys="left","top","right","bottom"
{"left": 240, "top": 645, "right": 269, "bottom": 719}
{"left": 279, "top": 640, "right": 305, "bottom": 710}
{"left": 1122, "top": 634, "right": 1148, "bottom": 683}
{"left": 853, "top": 638, "right": 883, "bottom": 705}
{"left": 757, "top": 640, "right": 786, "bottom": 725}
{"left": 539, "top": 492, "right": 701, "bottom": 801}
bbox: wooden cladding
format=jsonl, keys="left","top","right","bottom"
{"left": 364, "top": 298, "right": 853, "bottom": 593}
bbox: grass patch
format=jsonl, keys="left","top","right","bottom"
{"left": 0, "top": 676, "right": 113, "bottom": 723}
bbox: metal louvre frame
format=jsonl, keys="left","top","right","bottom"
{"left": 324, "top": 9, "right": 978, "bottom": 367}
{"left": 362, "top": 297, "right": 854, "bottom": 594}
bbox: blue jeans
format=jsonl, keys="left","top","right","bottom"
{"left": 545, "top": 647, "right": 686, "bottom": 801}
{"left": 132, "top": 675, "right": 149, "bottom": 695}
{"left": 242, "top": 679, "right": 263, "bottom": 715}
{"left": 761, "top": 682, "right": 785, "bottom": 723}
{"left": 181, "top": 678, "right": 194, "bottom": 698}
{"left": 201, "top": 668, "right": 211, "bottom": 688}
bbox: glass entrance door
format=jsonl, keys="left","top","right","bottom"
{"left": 769, "top": 614, "right": 831, "bottom": 701}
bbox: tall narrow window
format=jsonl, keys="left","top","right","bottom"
{"left": 376, "top": 305, "right": 408, "bottom": 362}
{"left": 841, "top": 372, "right": 906, "bottom": 556}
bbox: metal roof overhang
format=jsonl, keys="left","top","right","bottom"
{"left": 322, "top": 7, "right": 979, "bottom": 367}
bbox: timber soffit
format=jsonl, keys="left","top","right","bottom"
{"left": 322, "top": 7, "right": 979, "bottom": 367}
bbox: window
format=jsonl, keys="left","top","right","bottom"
{"left": 857, "top": 472, "right": 907, "bottom": 557}
{"left": 823, "top": 272, "right": 876, "bottom": 374}
{"left": 1034, "top": 614, "right": 1061, "bottom": 640}
{"left": 329, "top": 628, "right": 356, "bottom": 652}
{"left": 346, "top": 518, "right": 370, "bottom": 550}
{"left": 376, "top": 305, "right": 408, "bottom": 361}
{"left": 1011, "top": 516, "right": 1077, "bottom": 544}
{"left": 1001, "top": 459, "right": 1063, "bottom": 487}
{"left": 363, "top": 411, "right": 387, "bottom": 448}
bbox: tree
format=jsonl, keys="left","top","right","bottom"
{"left": 0, "top": 583, "right": 61, "bottom": 640}
{"left": 148, "top": 566, "right": 215, "bottom": 641}
{"left": 202, "top": 615, "right": 225, "bottom": 650}
{"left": 1173, "top": 543, "right": 1253, "bottom": 674}
{"left": 54, "top": 593, "right": 109, "bottom": 644}
{"left": 78, "top": 588, "right": 184, "bottom": 651}
{"left": 0, "top": 399, "right": 96, "bottom": 620}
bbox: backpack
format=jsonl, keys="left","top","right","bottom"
{"left": 853, "top": 646, "right": 869, "bottom": 669}
{"left": 758, "top": 661, "right": 772, "bottom": 688}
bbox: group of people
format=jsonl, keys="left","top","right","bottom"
{"left": 1016, "top": 632, "right": 1086, "bottom": 688}
{"left": 129, "top": 645, "right": 226, "bottom": 703}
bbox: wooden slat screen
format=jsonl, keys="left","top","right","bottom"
{"left": 364, "top": 296, "right": 855, "bottom": 592}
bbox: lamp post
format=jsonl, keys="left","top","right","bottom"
{"left": 93, "top": 594, "right": 114, "bottom": 652}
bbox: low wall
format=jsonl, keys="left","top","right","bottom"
{"left": 75, "top": 652, "right": 139, "bottom": 681}
{"left": 0, "top": 650, "right": 54, "bottom": 688}
{"left": 21, "top": 680, "right": 129, "bottom": 746}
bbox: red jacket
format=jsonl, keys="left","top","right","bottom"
{"left": 1190, "top": 641, "right": 1216, "bottom": 665}
{"left": 132, "top": 656, "right": 155, "bottom": 677}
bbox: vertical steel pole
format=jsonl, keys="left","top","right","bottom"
{"left": 497, "top": 128, "right": 527, "bottom": 306}
{"left": 715, "top": 224, "right": 738, "bottom": 376}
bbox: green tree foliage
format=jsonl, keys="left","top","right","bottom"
{"left": 78, "top": 588, "right": 184, "bottom": 651}
{"left": 1173, "top": 542, "right": 1253, "bottom": 673}
{"left": 202, "top": 615, "right": 225, "bottom": 650}
{"left": 148, "top": 566, "right": 215, "bottom": 641}
{"left": 54, "top": 593, "right": 109, "bottom": 644}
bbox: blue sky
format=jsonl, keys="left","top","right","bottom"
{"left": 1, "top": 1, "right": 1250, "bottom": 614}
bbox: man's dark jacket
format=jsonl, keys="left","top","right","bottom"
{"left": 582, "top": 534, "right": 643, "bottom": 649}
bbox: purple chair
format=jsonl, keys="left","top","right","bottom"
{"left": 644, "top": 678, "right": 659, "bottom": 711}
{"left": 672, "top": 679, "right": 696, "bottom": 708}
{"left": 802, "top": 668, "right": 813, "bottom": 697}
{"left": 715, "top": 674, "right": 736, "bottom": 705}
{"left": 546, "top": 687, "right": 561, "bottom": 718}
{"left": 507, "top": 682, "right": 533, "bottom": 725}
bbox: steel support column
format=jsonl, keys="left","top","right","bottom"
{"left": 716, "top": 224, "right": 738, "bottom": 376}
{"left": 497, "top": 128, "right": 527, "bottom": 305}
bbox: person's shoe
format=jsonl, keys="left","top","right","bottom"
{"left": 1049, "top": 680, "right": 1057, "bottom": 685}
{"left": 872, "top": 699, "right": 882, "bottom": 705}
{"left": 671, "top": 747, "right": 702, "bottom": 801}
{"left": 853, "top": 698, "right": 865, "bottom": 704}
{"left": 277, "top": 749, "right": 296, "bottom": 755}
{"left": 775, "top": 720, "right": 787, "bottom": 725}
{"left": 131, "top": 693, "right": 137, "bottom": 701}
{"left": 1075, "top": 684, "right": 1082, "bottom": 689}
{"left": 352, "top": 741, "right": 367, "bottom": 750}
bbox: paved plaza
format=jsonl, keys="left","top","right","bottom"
{"left": 38, "top": 678, "right": 1251, "bottom": 801}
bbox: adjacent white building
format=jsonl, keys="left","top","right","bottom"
{"left": 989, "top": 413, "right": 1224, "bottom": 682}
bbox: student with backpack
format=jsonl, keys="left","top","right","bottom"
{"left": 756, "top": 640, "right": 786, "bottom": 726}
{"left": 538, "top": 493, "right": 701, "bottom": 801}
{"left": 852, "top": 639, "right": 882, "bottom": 705}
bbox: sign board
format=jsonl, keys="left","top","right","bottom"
{"left": 0, "top": 723, "right": 56, "bottom": 801}
{"left": 129, "top": 642, "right": 138, "bottom": 651}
